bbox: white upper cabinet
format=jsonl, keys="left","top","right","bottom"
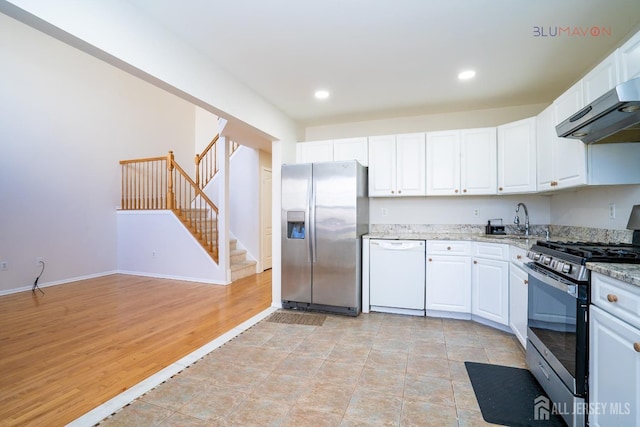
{"left": 497, "top": 117, "right": 537, "bottom": 194}
{"left": 426, "top": 130, "right": 460, "bottom": 195}
{"left": 396, "top": 133, "right": 427, "bottom": 196}
{"left": 549, "top": 81, "right": 588, "bottom": 190}
{"left": 583, "top": 51, "right": 621, "bottom": 104}
{"left": 426, "top": 128, "right": 496, "bottom": 196}
{"left": 461, "top": 128, "right": 497, "bottom": 195}
{"left": 537, "top": 80, "right": 588, "bottom": 190}
{"left": 296, "top": 140, "right": 333, "bottom": 163}
{"left": 620, "top": 29, "right": 640, "bottom": 80}
{"left": 332, "top": 137, "right": 368, "bottom": 165}
{"left": 296, "top": 137, "right": 368, "bottom": 165}
{"left": 369, "top": 133, "right": 426, "bottom": 197}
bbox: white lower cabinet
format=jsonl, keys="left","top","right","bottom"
{"left": 509, "top": 264, "right": 528, "bottom": 347}
{"left": 426, "top": 241, "right": 471, "bottom": 313}
{"left": 589, "top": 272, "right": 640, "bottom": 426}
{"left": 472, "top": 254, "right": 509, "bottom": 326}
{"left": 589, "top": 306, "right": 640, "bottom": 426}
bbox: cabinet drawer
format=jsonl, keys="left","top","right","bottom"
{"left": 427, "top": 240, "right": 471, "bottom": 256}
{"left": 592, "top": 272, "right": 640, "bottom": 330}
{"left": 510, "top": 246, "right": 528, "bottom": 266}
{"left": 473, "top": 242, "right": 509, "bottom": 260}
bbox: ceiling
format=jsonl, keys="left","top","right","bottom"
{"left": 127, "top": 0, "right": 640, "bottom": 127}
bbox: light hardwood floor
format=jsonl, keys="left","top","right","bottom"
{"left": 0, "top": 271, "right": 272, "bottom": 426}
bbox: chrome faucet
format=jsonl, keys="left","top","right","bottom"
{"left": 514, "top": 202, "right": 530, "bottom": 236}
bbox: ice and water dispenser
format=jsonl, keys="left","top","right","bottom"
{"left": 286, "top": 211, "right": 306, "bottom": 239}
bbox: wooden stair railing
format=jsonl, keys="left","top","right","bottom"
{"left": 194, "top": 134, "right": 240, "bottom": 190}
{"left": 120, "top": 151, "right": 219, "bottom": 263}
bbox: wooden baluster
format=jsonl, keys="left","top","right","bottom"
{"left": 167, "top": 151, "right": 175, "bottom": 210}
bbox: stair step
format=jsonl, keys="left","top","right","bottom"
{"left": 230, "top": 249, "right": 247, "bottom": 264}
{"left": 230, "top": 260, "right": 257, "bottom": 281}
{"left": 229, "top": 239, "right": 237, "bottom": 251}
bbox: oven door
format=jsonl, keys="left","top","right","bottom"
{"left": 523, "top": 262, "right": 588, "bottom": 396}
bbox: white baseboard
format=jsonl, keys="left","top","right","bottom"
{"left": 0, "top": 270, "right": 119, "bottom": 296}
{"left": 116, "top": 270, "right": 229, "bottom": 285}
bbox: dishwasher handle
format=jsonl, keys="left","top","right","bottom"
{"left": 371, "top": 240, "right": 424, "bottom": 251}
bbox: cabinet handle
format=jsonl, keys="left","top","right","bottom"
{"left": 398, "top": 190, "right": 402, "bottom": 194}
{"left": 447, "top": 246, "right": 451, "bottom": 250}
{"left": 473, "top": 260, "right": 478, "bottom": 264}
{"left": 524, "top": 279, "right": 529, "bottom": 285}
{"left": 391, "top": 190, "right": 395, "bottom": 194}
{"left": 517, "top": 255, "right": 522, "bottom": 259}
{"left": 607, "top": 294, "right": 619, "bottom": 303}
{"left": 455, "top": 189, "right": 459, "bottom": 193}
{"left": 463, "top": 189, "right": 467, "bottom": 193}
{"left": 428, "top": 258, "right": 432, "bottom": 262}
{"left": 634, "top": 343, "right": 640, "bottom": 353}
{"left": 498, "top": 187, "right": 503, "bottom": 191}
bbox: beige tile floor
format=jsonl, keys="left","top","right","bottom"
{"left": 98, "top": 312, "right": 526, "bottom": 427}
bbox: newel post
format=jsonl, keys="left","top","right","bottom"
{"left": 167, "top": 151, "right": 175, "bottom": 210}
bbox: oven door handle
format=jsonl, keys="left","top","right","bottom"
{"left": 522, "top": 262, "right": 578, "bottom": 298}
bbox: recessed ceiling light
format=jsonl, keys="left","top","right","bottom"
{"left": 314, "top": 89, "right": 330, "bottom": 99}
{"left": 458, "top": 70, "right": 476, "bottom": 80}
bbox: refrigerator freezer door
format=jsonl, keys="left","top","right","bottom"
{"left": 312, "top": 162, "right": 360, "bottom": 309}
{"left": 281, "top": 164, "right": 312, "bottom": 304}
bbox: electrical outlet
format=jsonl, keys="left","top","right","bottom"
{"left": 0, "top": 261, "right": 7, "bottom": 271}
{"left": 152, "top": 251, "right": 157, "bottom": 258}
{"left": 473, "top": 209, "right": 480, "bottom": 217}
{"left": 608, "top": 203, "right": 616, "bottom": 220}
{"left": 35, "top": 257, "right": 44, "bottom": 266}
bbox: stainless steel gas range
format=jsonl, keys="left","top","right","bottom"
{"left": 524, "top": 240, "right": 640, "bottom": 427}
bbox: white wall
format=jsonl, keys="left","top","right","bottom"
{"left": 117, "top": 212, "right": 225, "bottom": 284}
{"left": 229, "top": 146, "right": 260, "bottom": 262}
{"left": 370, "top": 195, "right": 551, "bottom": 226}
{"left": 0, "top": 13, "right": 197, "bottom": 293}
{"left": 550, "top": 185, "right": 640, "bottom": 229}
{"left": 195, "top": 106, "right": 218, "bottom": 155}
{"left": 304, "top": 104, "right": 548, "bottom": 141}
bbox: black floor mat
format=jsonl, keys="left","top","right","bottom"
{"left": 465, "top": 362, "right": 566, "bottom": 426}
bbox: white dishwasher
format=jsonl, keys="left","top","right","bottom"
{"left": 369, "top": 239, "right": 426, "bottom": 315}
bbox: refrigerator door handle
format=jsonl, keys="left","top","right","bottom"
{"left": 310, "top": 177, "right": 317, "bottom": 263}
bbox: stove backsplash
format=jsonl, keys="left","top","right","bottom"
{"left": 370, "top": 224, "right": 634, "bottom": 244}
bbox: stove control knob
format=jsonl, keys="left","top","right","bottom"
{"left": 534, "top": 253, "right": 541, "bottom": 261}
{"left": 562, "top": 264, "right": 571, "bottom": 274}
{"left": 543, "top": 256, "right": 552, "bottom": 265}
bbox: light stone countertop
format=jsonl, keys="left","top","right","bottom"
{"left": 364, "top": 232, "right": 640, "bottom": 287}
{"left": 363, "top": 232, "right": 539, "bottom": 250}
{"left": 586, "top": 263, "right": 640, "bottom": 287}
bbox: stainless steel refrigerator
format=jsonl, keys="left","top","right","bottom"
{"left": 281, "top": 160, "right": 369, "bottom": 316}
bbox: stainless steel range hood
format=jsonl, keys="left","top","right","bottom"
{"left": 556, "top": 77, "right": 640, "bottom": 144}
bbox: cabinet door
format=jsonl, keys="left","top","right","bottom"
{"left": 509, "top": 265, "right": 528, "bottom": 348}
{"left": 396, "top": 133, "right": 426, "bottom": 196}
{"left": 620, "top": 29, "right": 640, "bottom": 81}
{"left": 333, "top": 137, "right": 368, "bottom": 166}
{"left": 589, "top": 306, "right": 640, "bottom": 427}
{"left": 426, "top": 255, "right": 471, "bottom": 313}
{"left": 536, "top": 105, "right": 556, "bottom": 191}
{"left": 553, "top": 81, "right": 587, "bottom": 189}
{"left": 497, "top": 117, "right": 537, "bottom": 194}
{"left": 583, "top": 51, "right": 620, "bottom": 105}
{"left": 368, "top": 135, "right": 397, "bottom": 196}
{"left": 472, "top": 258, "right": 509, "bottom": 325}
{"left": 426, "top": 131, "right": 460, "bottom": 195}
{"left": 461, "top": 128, "right": 497, "bottom": 195}
{"left": 296, "top": 140, "right": 333, "bottom": 163}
